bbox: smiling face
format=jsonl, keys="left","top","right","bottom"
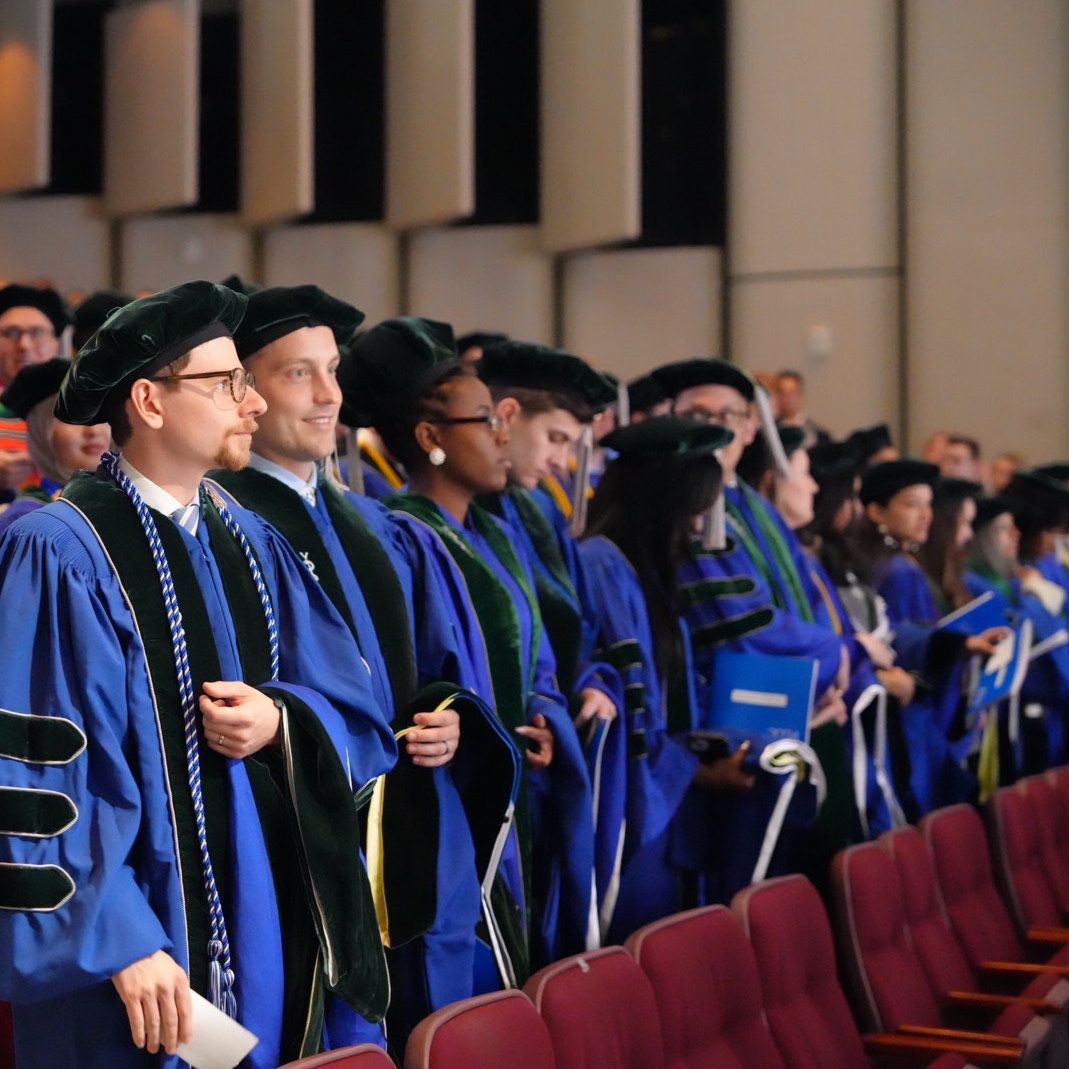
{"left": 243, "top": 325, "right": 341, "bottom": 478}
{"left": 867, "top": 482, "right": 934, "bottom": 546}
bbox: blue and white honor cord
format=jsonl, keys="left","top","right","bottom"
{"left": 101, "top": 451, "right": 281, "bottom": 1017}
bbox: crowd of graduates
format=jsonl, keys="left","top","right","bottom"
{"left": 0, "top": 276, "right": 1067, "bottom": 1068}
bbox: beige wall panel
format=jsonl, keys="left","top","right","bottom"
{"left": 408, "top": 226, "right": 553, "bottom": 342}
{"left": 731, "top": 274, "right": 899, "bottom": 441}
{"left": 905, "top": 0, "right": 1069, "bottom": 461}
{"left": 562, "top": 247, "right": 721, "bottom": 381}
{"left": 104, "top": 0, "right": 199, "bottom": 215}
{"left": 0, "top": 1, "right": 51, "bottom": 193}
{"left": 385, "top": 0, "right": 474, "bottom": 230}
{"left": 119, "top": 214, "right": 252, "bottom": 293}
{"left": 541, "top": 0, "right": 640, "bottom": 252}
{"left": 729, "top": 0, "right": 897, "bottom": 274}
{"left": 0, "top": 195, "right": 110, "bottom": 291}
{"left": 263, "top": 223, "right": 401, "bottom": 327}
{"left": 240, "top": 0, "right": 313, "bottom": 225}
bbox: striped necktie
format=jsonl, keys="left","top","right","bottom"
{"left": 170, "top": 503, "right": 199, "bottom": 534}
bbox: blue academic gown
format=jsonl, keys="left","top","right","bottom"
{"left": 0, "top": 493, "right": 396, "bottom": 1069}
{"left": 877, "top": 554, "right": 977, "bottom": 812}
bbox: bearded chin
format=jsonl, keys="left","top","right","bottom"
{"left": 214, "top": 434, "right": 252, "bottom": 471}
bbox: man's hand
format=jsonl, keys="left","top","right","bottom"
{"left": 0, "top": 449, "right": 32, "bottom": 492}
{"left": 877, "top": 666, "right": 916, "bottom": 706}
{"left": 516, "top": 713, "right": 555, "bottom": 770}
{"left": 965, "top": 626, "right": 1012, "bottom": 658}
{"left": 573, "top": 687, "right": 618, "bottom": 727}
{"left": 855, "top": 631, "right": 896, "bottom": 669}
{"left": 112, "top": 950, "right": 192, "bottom": 1056}
{"left": 694, "top": 741, "right": 755, "bottom": 792}
{"left": 200, "top": 680, "right": 281, "bottom": 759}
{"left": 811, "top": 685, "right": 848, "bottom": 728}
{"left": 405, "top": 707, "right": 461, "bottom": 768}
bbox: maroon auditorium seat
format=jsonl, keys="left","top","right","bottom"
{"left": 831, "top": 841, "right": 1050, "bottom": 1056}
{"left": 920, "top": 805, "right": 1069, "bottom": 984}
{"left": 1021, "top": 774, "right": 1069, "bottom": 914}
{"left": 281, "top": 1045, "right": 396, "bottom": 1068}
{"left": 733, "top": 874, "right": 1025, "bottom": 1068}
{"left": 0, "top": 1002, "right": 12, "bottom": 1069}
{"left": 624, "top": 905, "right": 786, "bottom": 1069}
{"left": 404, "top": 989, "right": 555, "bottom": 1069}
{"left": 523, "top": 947, "right": 664, "bottom": 1069}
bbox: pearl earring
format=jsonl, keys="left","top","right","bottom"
{"left": 429, "top": 446, "right": 447, "bottom": 467}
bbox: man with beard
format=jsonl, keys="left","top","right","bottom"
{"left": 0, "top": 281, "right": 397, "bottom": 1068}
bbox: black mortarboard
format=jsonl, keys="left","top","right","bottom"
{"left": 220, "top": 274, "right": 262, "bottom": 296}
{"left": 56, "top": 280, "right": 247, "bottom": 425}
{"left": 1003, "top": 470, "right": 1069, "bottom": 528}
{"left": 1031, "top": 463, "right": 1069, "bottom": 485}
{"left": 0, "top": 358, "right": 72, "bottom": 419}
{"left": 337, "top": 316, "right": 458, "bottom": 429}
{"left": 0, "top": 283, "right": 70, "bottom": 336}
{"left": 808, "top": 439, "right": 861, "bottom": 487}
{"left": 600, "top": 415, "right": 733, "bottom": 459}
{"left": 72, "top": 290, "right": 133, "bottom": 351}
{"left": 934, "top": 477, "right": 983, "bottom": 504}
{"left": 846, "top": 423, "right": 893, "bottom": 463}
{"left": 233, "top": 285, "right": 365, "bottom": 360}
{"left": 973, "top": 495, "right": 1013, "bottom": 531}
{"left": 476, "top": 340, "right": 617, "bottom": 412}
{"left": 651, "top": 357, "right": 755, "bottom": 403}
{"left": 626, "top": 372, "right": 667, "bottom": 415}
{"left": 737, "top": 423, "right": 805, "bottom": 486}
{"left": 859, "top": 459, "right": 939, "bottom": 506}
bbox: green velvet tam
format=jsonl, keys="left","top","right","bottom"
{"left": 845, "top": 423, "right": 893, "bottom": 463}
{"left": 0, "top": 283, "right": 70, "bottom": 335}
{"left": 338, "top": 316, "right": 458, "bottom": 428}
{"left": 808, "top": 439, "right": 861, "bottom": 488}
{"left": 55, "top": 280, "right": 247, "bottom": 426}
{"left": 601, "top": 414, "right": 733, "bottom": 459}
{"left": 859, "top": 458, "right": 939, "bottom": 506}
{"left": 0, "top": 358, "right": 71, "bottom": 419}
{"left": 1031, "top": 463, "right": 1069, "bottom": 484}
{"left": 234, "top": 284, "right": 364, "bottom": 359}
{"left": 72, "top": 290, "right": 133, "bottom": 350}
{"left": 626, "top": 372, "right": 667, "bottom": 414}
{"left": 933, "top": 477, "right": 983, "bottom": 504}
{"left": 477, "top": 339, "right": 617, "bottom": 410}
{"left": 973, "top": 495, "right": 1013, "bottom": 531}
{"left": 220, "top": 273, "right": 262, "bottom": 296}
{"left": 651, "top": 357, "right": 755, "bottom": 403}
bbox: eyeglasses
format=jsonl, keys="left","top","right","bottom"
{"left": 149, "top": 366, "right": 256, "bottom": 408}
{"left": 686, "top": 406, "right": 750, "bottom": 427}
{"left": 0, "top": 326, "right": 55, "bottom": 344}
{"left": 430, "top": 414, "right": 504, "bottom": 433}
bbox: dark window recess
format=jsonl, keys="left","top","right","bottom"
{"left": 464, "top": 0, "right": 539, "bottom": 226}
{"left": 197, "top": 12, "right": 240, "bottom": 212}
{"left": 306, "top": 0, "right": 384, "bottom": 223}
{"left": 638, "top": 0, "right": 726, "bottom": 247}
{"left": 46, "top": 2, "right": 110, "bottom": 196}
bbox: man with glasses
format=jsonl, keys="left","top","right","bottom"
{"left": 212, "top": 285, "right": 519, "bottom": 1053}
{"left": 0, "top": 284, "right": 70, "bottom": 498}
{"left": 0, "top": 281, "right": 397, "bottom": 1068}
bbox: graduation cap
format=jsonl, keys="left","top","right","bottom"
{"left": 845, "top": 423, "right": 894, "bottom": 464}
{"left": 601, "top": 414, "right": 734, "bottom": 459}
{"left": 737, "top": 423, "right": 806, "bottom": 487}
{"left": 72, "top": 290, "right": 133, "bottom": 351}
{"left": 0, "top": 283, "right": 70, "bottom": 336}
{"left": 55, "top": 280, "right": 247, "bottom": 425}
{"left": 651, "top": 356, "right": 755, "bottom": 403}
{"left": 476, "top": 339, "right": 617, "bottom": 413}
{"left": 233, "top": 284, "right": 365, "bottom": 360}
{"left": 1002, "top": 470, "right": 1069, "bottom": 528}
{"left": 808, "top": 439, "right": 861, "bottom": 488}
{"left": 220, "top": 273, "right": 262, "bottom": 296}
{"left": 455, "top": 330, "right": 508, "bottom": 356}
{"left": 933, "top": 476, "right": 983, "bottom": 504}
{"left": 0, "top": 358, "right": 71, "bottom": 419}
{"left": 859, "top": 458, "right": 939, "bottom": 506}
{"left": 973, "top": 494, "right": 1014, "bottom": 531}
{"left": 626, "top": 372, "right": 667, "bottom": 417}
{"left": 337, "top": 316, "right": 458, "bottom": 429}
{"left": 1031, "top": 463, "right": 1069, "bottom": 485}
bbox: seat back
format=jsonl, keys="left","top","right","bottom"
{"left": 988, "top": 783, "right": 1064, "bottom": 931}
{"left": 829, "top": 842, "right": 942, "bottom": 1032}
{"left": 1024, "top": 773, "right": 1069, "bottom": 912}
{"left": 404, "top": 990, "right": 555, "bottom": 1069}
{"left": 880, "top": 826, "right": 977, "bottom": 997}
{"left": 283, "top": 1045, "right": 396, "bottom": 1068}
{"left": 524, "top": 947, "right": 664, "bottom": 1069}
{"left": 625, "top": 905, "right": 785, "bottom": 1069}
{"left": 733, "top": 875, "right": 868, "bottom": 1069}
{"left": 919, "top": 805, "right": 1025, "bottom": 969}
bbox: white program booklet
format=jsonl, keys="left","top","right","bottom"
{"left": 175, "top": 991, "right": 258, "bottom": 1069}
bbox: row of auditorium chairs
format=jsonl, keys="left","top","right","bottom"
{"left": 290, "top": 764, "right": 1069, "bottom": 1069}
{"left": 6, "top": 768, "right": 1069, "bottom": 1068}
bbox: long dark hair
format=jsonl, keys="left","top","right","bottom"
{"left": 586, "top": 451, "right": 722, "bottom": 675}
{"left": 804, "top": 467, "right": 860, "bottom": 585}
{"left": 916, "top": 495, "right": 972, "bottom": 609}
